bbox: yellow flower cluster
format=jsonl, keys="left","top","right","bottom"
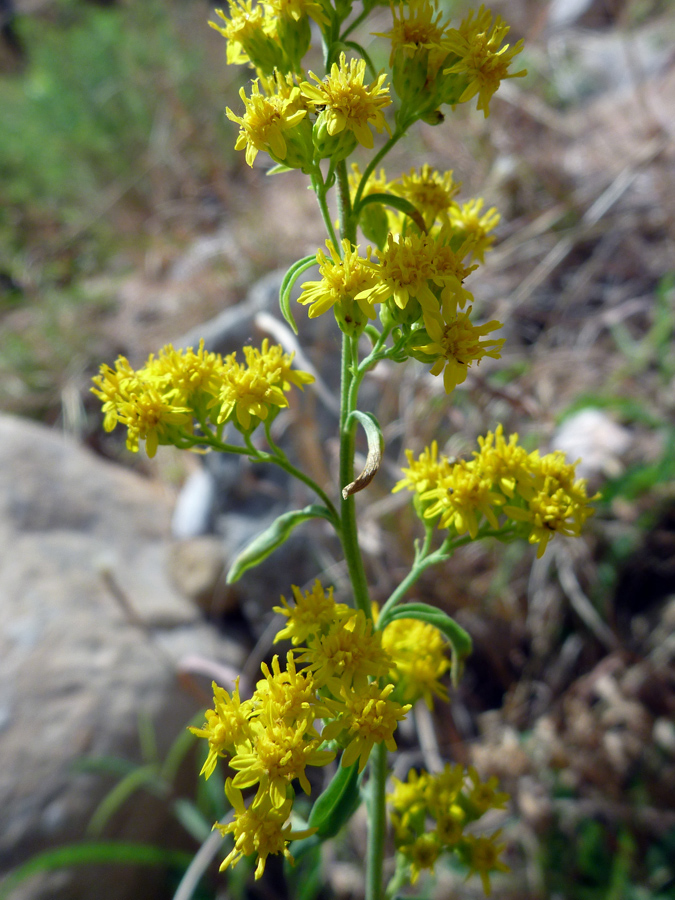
{"left": 225, "top": 53, "right": 392, "bottom": 169}
{"left": 388, "top": 764, "right": 509, "bottom": 894}
{"left": 191, "top": 581, "right": 420, "bottom": 877}
{"left": 395, "top": 426, "right": 599, "bottom": 557}
{"left": 298, "top": 166, "right": 505, "bottom": 390}
{"left": 213, "top": 0, "right": 525, "bottom": 167}
{"left": 91, "top": 339, "right": 314, "bottom": 455}
{"left": 379, "top": 0, "right": 525, "bottom": 121}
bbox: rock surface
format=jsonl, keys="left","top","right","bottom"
{"left": 0, "top": 414, "right": 246, "bottom": 900}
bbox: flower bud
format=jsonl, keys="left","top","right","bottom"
{"left": 312, "top": 111, "right": 358, "bottom": 161}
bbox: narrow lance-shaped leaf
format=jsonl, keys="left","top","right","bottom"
{"left": 226, "top": 505, "right": 334, "bottom": 583}
{"left": 355, "top": 192, "right": 427, "bottom": 235}
{"left": 279, "top": 255, "right": 317, "bottom": 335}
{"left": 291, "top": 757, "right": 361, "bottom": 861}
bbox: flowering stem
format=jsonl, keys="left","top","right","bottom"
{"left": 339, "top": 333, "right": 371, "bottom": 616}
{"left": 366, "top": 740, "right": 388, "bottom": 900}
{"left": 340, "top": 5, "right": 369, "bottom": 41}
{"left": 336, "top": 159, "right": 355, "bottom": 244}
{"left": 353, "top": 127, "right": 406, "bottom": 213}
{"left": 200, "top": 429, "right": 340, "bottom": 527}
{"left": 312, "top": 170, "right": 340, "bottom": 250}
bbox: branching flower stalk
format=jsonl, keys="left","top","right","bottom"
{"left": 92, "top": 3, "right": 599, "bottom": 898}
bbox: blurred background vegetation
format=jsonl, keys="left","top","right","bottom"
{"left": 1, "top": 0, "right": 674, "bottom": 897}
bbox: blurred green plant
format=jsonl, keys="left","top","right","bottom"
{"left": 0, "top": 712, "right": 226, "bottom": 900}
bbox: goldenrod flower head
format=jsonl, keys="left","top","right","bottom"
{"left": 414, "top": 307, "right": 505, "bottom": 394}
{"left": 226, "top": 79, "right": 308, "bottom": 166}
{"left": 254, "top": 652, "right": 329, "bottom": 727}
{"left": 264, "top": 0, "right": 328, "bottom": 26}
{"left": 460, "top": 831, "right": 510, "bottom": 896}
{"left": 274, "top": 580, "right": 351, "bottom": 645}
{"left": 388, "top": 768, "right": 430, "bottom": 816}
{"left": 110, "top": 383, "right": 191, "bottom": 457}
{"left": 189, "top": 679, "right": 255, "bottom": 779}
{"left": 357, "top": 231, "right": 437, "bottom": 316}
{"left": 391, "top": 164, "right": 461, "bottom": 229}
{"left": 382, "top": 616, "right": 450, "bottom": 707}
{"left": 402, "top": 831, "right": 442, "bottom": 883}
{"left": 475, "top": 423, "right": 530, "bottom": 498}
{"left": 297, "top": 609, "right": 393, "bottom": 695}
{"left": 211, "top": 1, "right": 283, "bottom": 71}
{"left": 423, "top": 458, "right": 505, "bottom": 539}
{"left": 217, "top": 783, "right": 314, "bottom": 879}
{"left": 143, "top": 340, "right": 226, "bottom": 412}
{"left": 91, "top": 356, "right": 139, "bottom": 434}
{"left": 466, "top": 766, "right": 509, "bottom": 815}
{"left": 443, "top": 5, "right": 526, "bottom": 117}
{"left": 392, "top": 441, "right": 450, "bottom": 496}
{"left": 215, "top": 339, "right": 313, "bottom": 432}
{"left": 434, "top": 805, "right": 465, "bottom": 846}
{"left": 297, "top": 239, "right": 379, "bottom": 332}
{"left": 323, "top": 682, "right": 411, "bottom": 772}
{"left": 448, "top": 198, "right": 500, "bottom": 263}
{"left": 380, "top": 0, "right": 448, "bottom": 69}
{"left": 230, "top": 716, "right": 335, "bottom": 808}
{"left": 430, "top": 762, "right": 465, "bottom": 807}
{"left": 348, "top": 162, "right": 389, "bottom": 197}
{"left": 300, "top": 53, "right": 392, "bottom": 149}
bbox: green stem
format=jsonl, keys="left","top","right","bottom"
{"left": 336, "top": 159, "right": 354, "bottom": 244}
{"left": 339, "top": 334, "right": 371, "bottom": 616}
{"left": 353, "top": 128, "right": 406, "bottom": 213}
{"left": 366, "top": 741, "right": 388, "bottom": 900}
{"left": 378, "top": 526, "right": 519, "bottom": 622}
{"left": 312, "top": 171, "right": 339, "bottom": 249}
{"left": 197, "top": 428, "right": 340, "bottom": 527}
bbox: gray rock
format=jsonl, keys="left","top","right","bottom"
{"left": 0, "top": 415, "right": 245, "bottom": 899}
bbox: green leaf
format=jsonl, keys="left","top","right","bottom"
{"left": 226, "top": 504, "right": 334, "bottom": 583}
{"left": 355, "top": 192, "right": 427, "bottom": 234}
{"left": 291, "top": 758, "right": 361, "bottom": 861}
{"left": 266, "top": 163, "right": 293, "bottom": 175}
{"left": 0, "top": 842, "right": 194, "bottom": 900}
{"left": 170, "top": 799, "right": 214, "bottom": 843}
{"left": 279, "top": 255, "right": 317, "bottom": 335}
{"left": 378, "top": 602, "right": 473, "bottom": 686}
{"left": 87, "top": 764, "right": 167, "bottom": 836}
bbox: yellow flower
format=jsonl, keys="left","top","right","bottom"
{"left": 448, "top": 198, "right": 500, "bottom": 263}
{"left": 229, "top": 716, "right": 334, "bottom": 808}
{"left": 273, "top": 580, "right": 351, "bottom": 645}
{"left": 388, "top": 768, "right": 430, "bottom": 817}
{"left": 300, "top": 53, "right": 392, "bottom": 149}
{"left": 414, "top": 307, "right": 505, "bottom": 393}
{"left": 297, "top": 239, "right": 379, "bottom": 326}
{"left": 401, "top": 832, "right": 442, "bottom": 883}
{"left": 143, "top": 340, "right": 226, "bottom": 412}
{"left": 392, "top": 441, "right": 451, "bottom": 496}
{"left": 296, "top": 609, "right": 393, "bottom": 696}
{"left": 226, "top": 79, "right": 308, "bottom": 166}
{"left": 91, "top": 356, "right": 139, "bottom": 434}
{"left": 189, "top": 679, "right": 255, "bottom": 779}
{"left": 357, "top": 231, "right": 438, "bottom": 316}
{"left": 379, "top": 0, "right": 448, "bottom": 74}
{"left": 382, "top": 617, "right": 450, "bottom": 707}
{"left": 214, "top": 339, "right": 313, "bottom": 432}
{"left": 466, "top": 766, "right": 509, "bottom": 814}
{"left": 210, "top": 1, "right": 282, "bottom": 71}
{"left": 423, "top": 458, "right": 505, "bottom": 539}
{"left": 322, "top": 682, "right": 411, "bottom": 773}
{"left": 461, "top": 831, "right": 510, "bottom": 896}
{"left": 253, "top": 652, "right": 316, "bottom": 724}
{"left": 264, "top": 0, "right": 328, "bottom": 26}
{"left": 443, "top": 6, "right": 526, "bottom": 117}
{"left": 391, "top": 164, "right": 461, "bottom": 229}
{"left": 217, "top": 782, "right": 315, "bottom": 879}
